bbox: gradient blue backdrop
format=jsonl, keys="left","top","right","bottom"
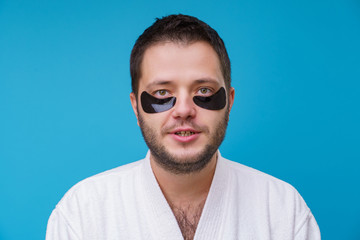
{"left": 1, "top": 0, "right": 359, "bottom": 239}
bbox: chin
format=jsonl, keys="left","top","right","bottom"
{"left": 167, "top": 148, "right": 205, "bottom": 161}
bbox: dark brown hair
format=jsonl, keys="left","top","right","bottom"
{"left": 130, "top": 14, "right": 231, "bottom": 97}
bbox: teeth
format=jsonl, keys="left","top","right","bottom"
{"left": 175, "top": 131, "right": 194, "bottom": 137}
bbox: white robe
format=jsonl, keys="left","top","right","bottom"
{"left": 46, "top": 152, "right": 320, "bottom": 240}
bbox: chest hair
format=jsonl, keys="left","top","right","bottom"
{"left": 170, "top": 200, "right": 206, "bottom": 240}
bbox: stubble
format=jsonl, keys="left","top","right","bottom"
{"left": 137, "top": 106, "right": 229, "bottom": 174}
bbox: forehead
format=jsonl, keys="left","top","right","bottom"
{"left": 139, "top": 41, "right": 224, "bottom": 90}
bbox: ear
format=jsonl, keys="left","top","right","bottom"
{"left": 130, "top": 92, "right": 140, "bottom": 126}
{"left": 228, "top": 87, "right": 235, "bottom": 113}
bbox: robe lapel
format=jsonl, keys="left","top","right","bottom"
{"left": 140, "top": 152, "right": 184, "bottom": 240}
{"left": 193, "top": 152, "right": 230, "bottom": 240}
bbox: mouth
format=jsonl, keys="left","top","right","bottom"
{"left": 169, "top": 128, "right": 200, "bottom": 143}
{"left": 174, "top": 131, "right": 196, "bottom": 137}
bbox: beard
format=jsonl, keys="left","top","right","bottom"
{"left": 138, "top": 106, "right": 229, "bottom": 175}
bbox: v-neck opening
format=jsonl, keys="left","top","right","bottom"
{"left": 140, "top": 151, "right": 230, "bottom": 240}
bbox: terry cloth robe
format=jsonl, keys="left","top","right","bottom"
{"left": 46, "top": 151, "right": 321, "bottom": 240}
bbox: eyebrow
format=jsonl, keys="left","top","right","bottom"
{"left": 192, "top": 78, "right": 220, "bottom": 85}
{"left": 145, "top": 80, "right": 174, "bottom": 89}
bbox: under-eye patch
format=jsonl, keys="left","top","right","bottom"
{"left": 140, "top": 91, "right": 176, "bottom": 113}
{"left": 140, "top": 87, "right": 226, "bottom": 113}
{"left": 193, "top": 87, "right": 226, "bottom": 110}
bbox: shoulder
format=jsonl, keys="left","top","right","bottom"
{"left": 220, "top": 157, "right": 311, "bottom": 222}
{"left": 47, "top": 160, "right": 148, "bottom": 238}
{"left": 221, "top": 157, "right": 297, "bottom": 193}
{"left": 56, "top": 160, "right": 144, "bottom": 207}
{"left": 216, "top": 156, "right": 320, "bottom": 238}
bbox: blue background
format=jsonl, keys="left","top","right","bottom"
{"left": 1, "top": 0, "right": 359, "bottom": 239}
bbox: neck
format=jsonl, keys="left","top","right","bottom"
{"left": 150, "top": 152, "right": 217, "bottom": 205}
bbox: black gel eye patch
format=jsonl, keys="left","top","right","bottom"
{"left": 140, "top": 92, "right": 176, "bottom": 113}
{"left": 140, "top": 87, "right": 226, "bottom": 113}
{"left": 193, "top": 87, "right": 226, "bottom": 110}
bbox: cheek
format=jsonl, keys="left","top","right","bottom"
{"left": 141, "top": 112, "right": 169, "bottom": 128}
{"left": 197, "top": 109, "right": 225, "bottom": 125}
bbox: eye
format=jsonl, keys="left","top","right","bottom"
{"left": 197, "top": 88, "right": 212, "bottom": 96}
{"left": 154, "top": 89, "right": 170, "bottom": 98}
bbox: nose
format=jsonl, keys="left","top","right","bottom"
{"left": 171, "top": 93, "right": 196, "bottom": 120}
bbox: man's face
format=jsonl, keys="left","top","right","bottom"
{"left": 130, "top": 41, "right": 234, "bottom": 174}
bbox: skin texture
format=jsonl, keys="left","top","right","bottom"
{"left": 130, "top": 41, "right": 235, "bottom": 239}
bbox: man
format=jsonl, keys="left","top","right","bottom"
{"left": 46, "top": 14, "right": 320, "bottom": 240}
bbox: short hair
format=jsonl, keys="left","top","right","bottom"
{"left": 130, "top": 14, "right": 231, "bottom": 97}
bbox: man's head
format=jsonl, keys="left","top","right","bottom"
{"left": 130, "top": 14, "right": 234, "bottom": 174}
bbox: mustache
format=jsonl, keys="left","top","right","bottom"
{"left": 161, "top": 121, "right": 209, "bottom": 134}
